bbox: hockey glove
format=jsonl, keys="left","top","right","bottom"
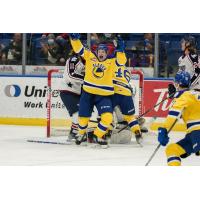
{"left": 194, "top": 65, "right": 200, "bottom": 74}
{"left": 116, "top": 37, "right": 125, "bottom": 52}
{"left": 168, "top": 84, "right": 176, "bottom": 99}
{"left": 69, "top": 33, "right": 80, "bottom": 40}
{"left": 158, "top": 127, "right": 169, "bottom": 146}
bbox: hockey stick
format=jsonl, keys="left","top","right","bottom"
{"left": 117, "top": 94, "right": 174, "bottom": 134}
{"left": 145, "top": 110, "right": 182, "bottom": 166}
{"left": 27, "top": 139, "right": 73, "bottom": 145}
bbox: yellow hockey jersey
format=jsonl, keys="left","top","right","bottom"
{"left": 163, "top": 90, "right": 200, "bottom": 134}
{"left": 70, "top": 39, "right": 126, "bottom": 96}
{"left": 113, "top": 64, "right": 132, "bottom": 96}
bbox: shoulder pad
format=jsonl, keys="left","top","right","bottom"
{"left": 69, "top": 55, "right": 79, "bottom": 64}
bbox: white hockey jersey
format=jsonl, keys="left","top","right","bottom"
{"left": 60, "top": 55, "right": 85, "bottom": 95}
{"left": 178, "top": 53, "right": 200, "bottom": 90}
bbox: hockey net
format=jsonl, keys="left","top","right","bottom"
{"left": 47, "top": 68, "right": 144, "bottom": 138}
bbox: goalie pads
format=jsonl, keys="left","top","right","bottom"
{"left": 110, "top": 129, "right": 132, "bottom": 144}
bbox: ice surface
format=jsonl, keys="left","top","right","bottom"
{"left": 0, "top": 125, "right": 199, "bottom": 166}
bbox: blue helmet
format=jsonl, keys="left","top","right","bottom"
{"left": 175, "top": 70, "right": 191, "bottom": 87}
{"left": 97, "top": 44, "right": 108, "bottom": 52}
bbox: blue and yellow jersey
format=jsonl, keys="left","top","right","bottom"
{"left": 163, "top": 90, "right": 200, "bottom": 134}
{"left": 70, "top": 39, "right": 126, "bottom": 96}
{"left": 113, "top": 64, "right": 132, "bottom": 96}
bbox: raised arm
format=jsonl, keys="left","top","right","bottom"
{"left": 69, "top": 34, "right": 88, "bottom": 59}
{"left": 115, "top": 37, "right": 127, "bottom": 66}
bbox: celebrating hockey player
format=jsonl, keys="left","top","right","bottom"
{"left": 59, "top": 53, "right": 85, "bottom": 140}
{"left": 168, "top": 36, "right": 200, "bottom": 97}
{"left": 157, "top": 70, "right": 200, "bottom": 166}
{"left": 69, "top": 33, "right": 126, "bottom": 148}
{"left": 111, "top": 38, "right": 142, "bottom": 144}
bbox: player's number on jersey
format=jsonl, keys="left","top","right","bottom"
{"left": 115, "top": 68, "right": 131, "bottom": 82}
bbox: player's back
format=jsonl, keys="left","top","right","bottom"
{"left": 113, "top": 65, "right": 132, "bottom": 96}
{"left": 182, "top": 90, "right": 200, "bottom": 132}
{"left": 179, "top": 90, "right": 200, "bottom": 133}
{"left": 164, "top": 90, "right": 200, "bottom": 133}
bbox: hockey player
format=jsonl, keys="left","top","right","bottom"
{"left": 69, "top": 33, "right": 126, "bottom": 147}
{"left": 168, "top": 36, "right": 200, "bottom": 97}
{"left": 111, "top": 38, "right": 142, "bottom": 144}
{"left": 59, "top": 53, "right": 85, "bottom": 140}
{"left": 158, "top": 70, "right": 200, "bottom": 166}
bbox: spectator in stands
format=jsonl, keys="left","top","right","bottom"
{"left": 40, "top": 34, "right": 67, "bottom": 66}
{"left": 136, "top": 33, "right": 154, "bottom": 67}
{"left": 0, "top": 43, "right": 6, "bottom": 64}
{"left": 90, "top": 33, "right": 100, "bottom": 46}
{"left": 1, "top": 33, "right": 22, "bottom": 65}
{"left": 100, "top": 33, "right": 116, "bottom": 42}
{"left": 56, "top": 35, "right": 71, "bottom": 64}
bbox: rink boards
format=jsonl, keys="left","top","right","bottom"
{"left": 0, "top": 75, "right": 186, "bottom": 132}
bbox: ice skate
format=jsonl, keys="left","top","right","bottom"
{"left": 75, "top": 133, "right": 87, "bottom": 145}
{"left": 135, "top": 131, "right": 143, "bottom": 147}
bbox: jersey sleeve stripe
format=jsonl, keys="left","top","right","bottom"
{"left": 168, "top": 110, "right": 181, "bottom": 117}
{"left": 77, "top": 47, "right": 84, "bottom": 56}
{"left": 187, "top": 121, "right": 200, "bottom": 129}
{"left": 115, "top": 60, "right": 123, "bottom": 67}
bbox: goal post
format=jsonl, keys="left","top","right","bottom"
{"left": 131, "top": 69, "right": 144, "bottom": 115}
{"left": 47, "top": 69, "right": 63, "bottom": 138}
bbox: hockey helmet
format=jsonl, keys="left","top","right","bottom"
{"left": 97, "top": 44, "right": 108, "bottom": 53}
{"left": 175, "top": 70, "right": 191, "bottom": 88}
